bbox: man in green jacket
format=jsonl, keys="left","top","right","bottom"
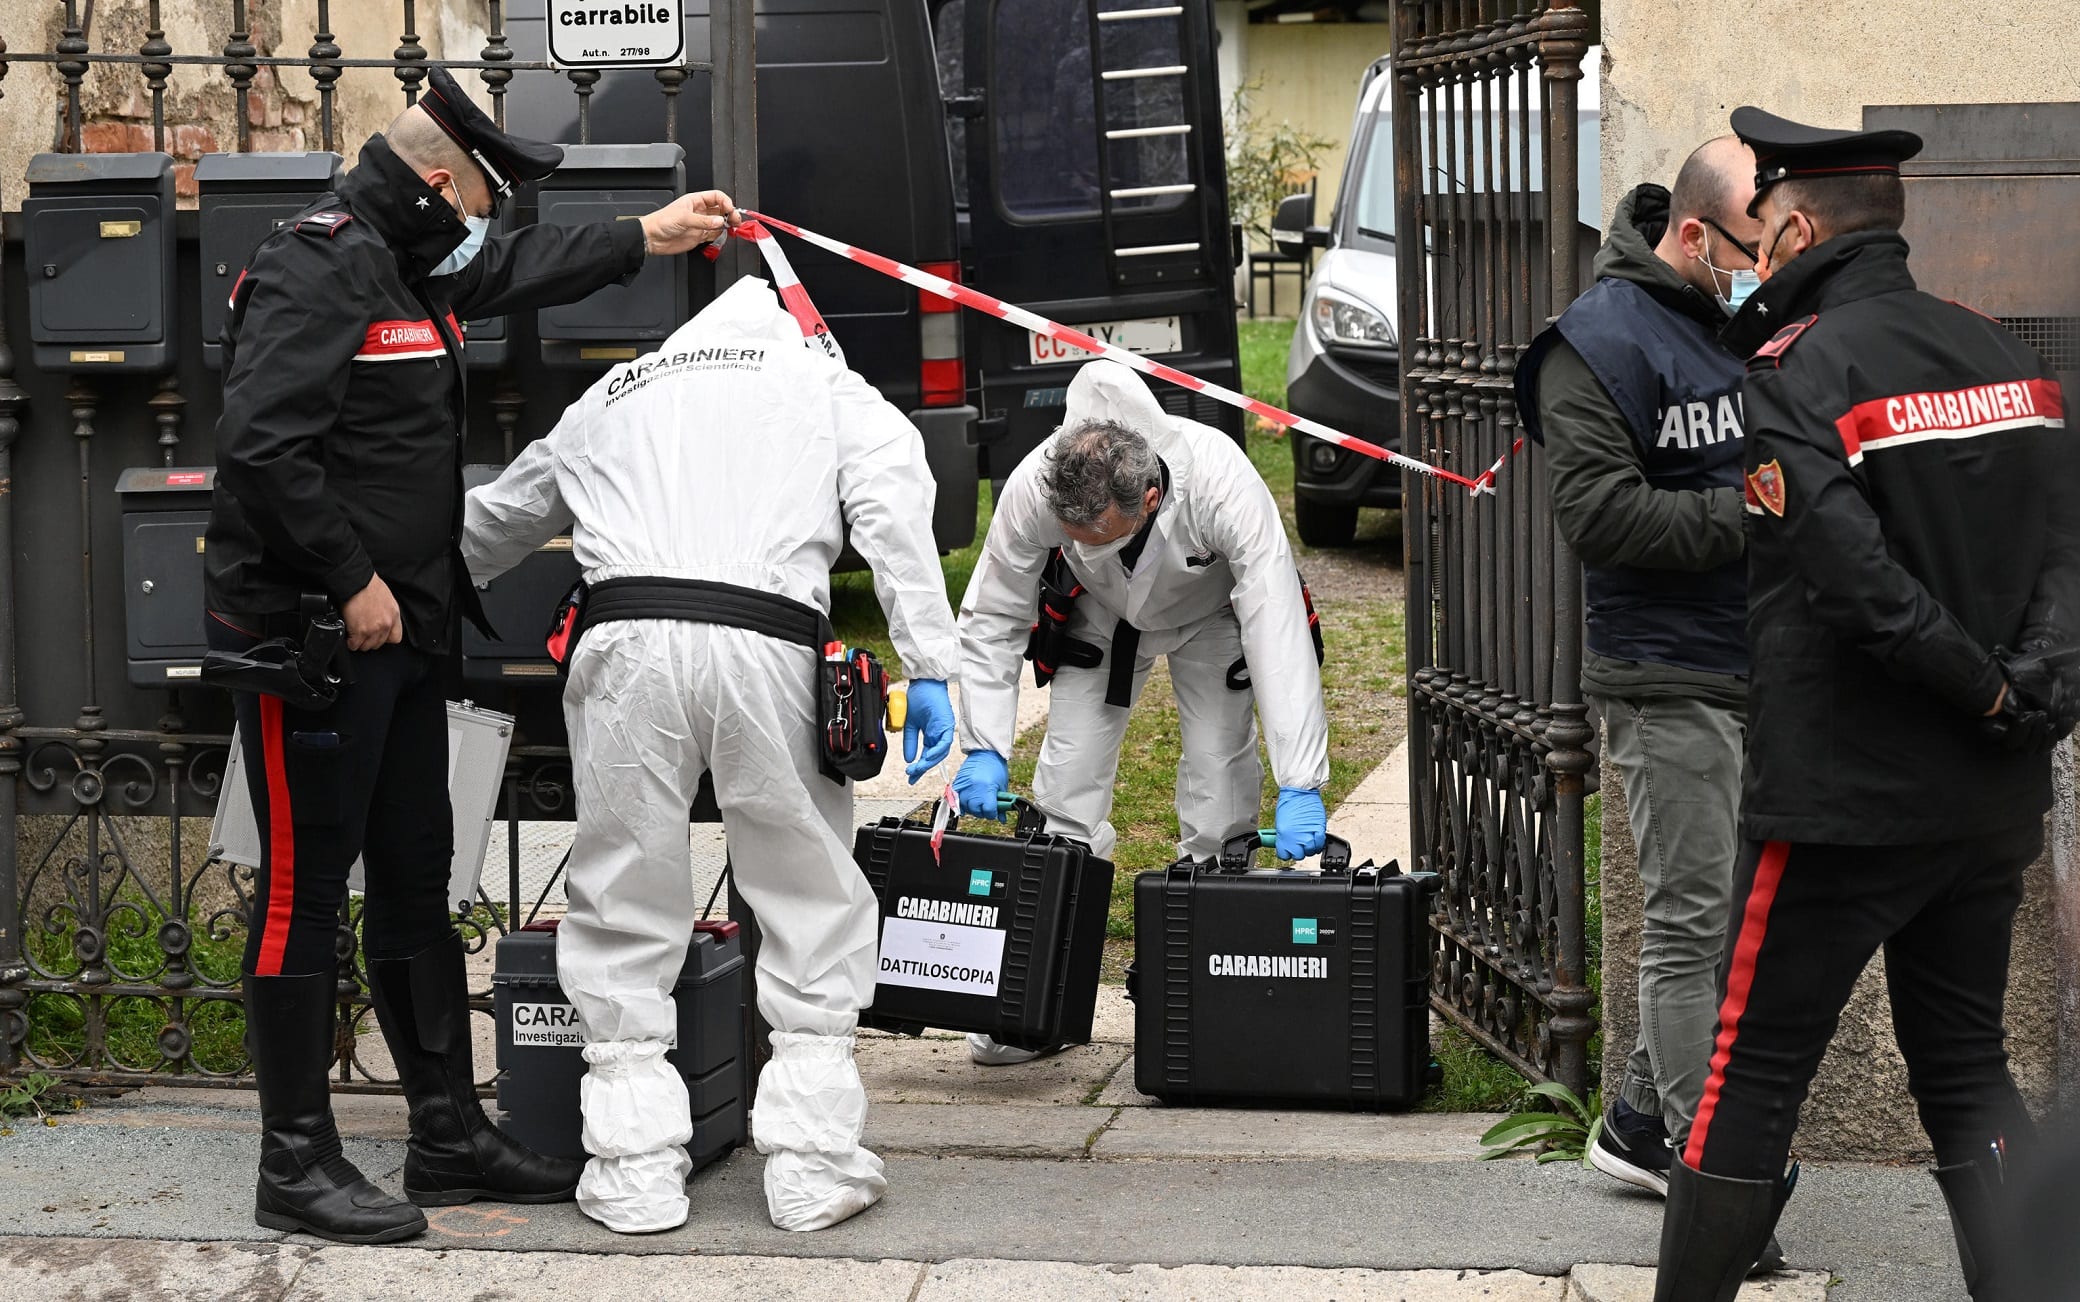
{"left": 1513, "top": 137, "right": 1773, "bottom": 1268}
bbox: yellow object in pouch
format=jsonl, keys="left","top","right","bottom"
{"left": 886, "top": 682, "right": 908, "bottom": 730}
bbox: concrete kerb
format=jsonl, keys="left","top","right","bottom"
{"left": 0, "top": 1238, "right": 1840, "bottom": 1302}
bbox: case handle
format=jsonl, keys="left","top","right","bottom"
{"left": 935, "top": 790, "right": 1048, "bottom": 838}
{"left": 1215, "top": 829, "right": 1353, "bottom": 874}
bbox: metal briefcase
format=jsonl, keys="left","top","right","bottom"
{"left": 854, "top": 798, "right": 1114, "bottom": 1051}
{"left": 1130, "top": 832, "right": 1440, "bottom": 1109}
{"left": 209, "top": 698, "right": 514, "bottom": 918}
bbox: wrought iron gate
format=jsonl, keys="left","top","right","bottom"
{"left": 1393, "top": 1, "right": 1596, "bottom": 1094}
{"left": 0, "top": 0, "right": 756, "bottom": 1092}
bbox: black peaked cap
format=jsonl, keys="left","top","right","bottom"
{"left": 417, "top": 65, "right": 564, "bottom": 204}
{"left": 1731, "top": 106, "right": 1923, "bottom": 216}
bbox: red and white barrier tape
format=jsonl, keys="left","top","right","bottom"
{"left": 723, "top": 213, "right": 1518, "bottom": 496}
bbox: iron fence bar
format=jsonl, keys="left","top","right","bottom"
{"left": 58, "top": 3, "right": 87, "bottom": 155}
{"left": 397, "top": 1, "right": 428, "bottom": 105}
{"left": 313, "top": 1, "right": 342, "bottom": 152}
{"left": 482, "top": 1, "right": 512, "bottom": 132}
{"left": 712, "top": 0, "right": 762, "bottom": 288}
{"left": 142, "top": 2, "right": 170, "bottom": 153}
{"left": 1532, "top": 2, "right": 1592, "bottom": 1098}
{"left": 0, "top": 147, "right": 23, "bottom": 1075}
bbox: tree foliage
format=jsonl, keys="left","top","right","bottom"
{"left": 1223, "top": 80, "right": 1337, "bottom": 246}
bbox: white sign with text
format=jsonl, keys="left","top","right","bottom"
{"left": 877, "top": 916, "right": 1007, "bottom": 997}
{"left": 546, "top": 2, "right": 687, "bottom": 69}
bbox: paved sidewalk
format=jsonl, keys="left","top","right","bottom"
{"left": 0, "top": 737, "right": 1975, "bottom": 1300}
{"left": 0, "top": 1002, "right": 1961, "bottom": 1302}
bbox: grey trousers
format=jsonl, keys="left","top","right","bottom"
{"left": 1593, "top": 692, "right": 1744, "bottom": 1145}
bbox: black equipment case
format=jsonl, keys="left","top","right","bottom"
{"left": 1131, "top": 832, "right": 1439, "bottom": 1109}
{"left": 491, "top": 917, "right": 747, "bottom": 1169}
{"left": 854, "top": 798, "right": 1114, "bottom": 1051}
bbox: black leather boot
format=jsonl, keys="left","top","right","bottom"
{"left": 1933, "top": 1154, "right": 2012, "bottom": 1300}
{"left": 366, "top": 932, "right": 584, "bottom": 1207}
{"left": 246, "top": 972, "right": 427, "bottom": 1243}
{"left": 1652, "top": 1159, "right": 1795, "bottom": 1302}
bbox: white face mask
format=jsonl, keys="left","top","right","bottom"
{"left": 1699, "top": 230, "right": 1759, "bottom": 316}
{"left": 433, "top": 214, "right": 489, "bottom": 276}
{"left": 1077, "top": 531, "right": 1136, "bottom": 562}
{"left": 431, "top": 182, "right": 490, "bottom": 276}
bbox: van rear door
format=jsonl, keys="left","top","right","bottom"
{"left": 946, "top": 0, "right": 1242, "bottom": 478}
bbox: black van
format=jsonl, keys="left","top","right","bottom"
{"left": 931, "top": 0, "right": 1243, "bottom": 478}
{"left": 504, "top": 0, "right": 1240, "bottom": 514}
{"left": 504, "top": 0, "right": 979, "bottom": 549}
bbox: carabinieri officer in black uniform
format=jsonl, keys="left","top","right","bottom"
{"left": 205, "top": 67, "right": 738, "bottom": 1244}
{"left": 1652, "top": 109, "right": 2079, "bottom": 1302}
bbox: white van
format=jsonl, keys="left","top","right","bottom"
{"left": 1274, "top": 52, "right": 1602, "bottom": 545}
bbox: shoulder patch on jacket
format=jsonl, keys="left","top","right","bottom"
{"left": 1749, "top": 314, "right": 1820, "bottom": 369}
{"left": 295, "top": 211, "right": 353, "bottom": 238}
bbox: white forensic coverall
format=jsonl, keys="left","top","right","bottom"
{"left": 960, "top": 360, "right": 1330, "bottom": 858}
{"left": 462, "top": 277, "right": 960, "bottom": 1235}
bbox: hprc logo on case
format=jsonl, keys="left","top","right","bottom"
{"left": 1292, "top": 918, "right": 1318, "bottom": 945}
{"left": 968, "top": 870, "right": 993, "bottom": 897}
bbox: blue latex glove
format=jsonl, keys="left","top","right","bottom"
{"left": 952, "top": 750, "right": 1010, "bottom": 819}
{"left": 1274, "top": 787, "right": 1328, "bottom": 860}
{"left": 903, "top": 679, "right": 955, "bottom": 783}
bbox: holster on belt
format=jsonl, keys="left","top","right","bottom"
{"left": 1024, "top": 548, "right": 1102, "bottom": 687}
{"left": 199, "top": 594, "right": 354, "bottom": 711}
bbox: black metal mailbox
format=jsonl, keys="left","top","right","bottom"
{"left": 24, "top": 152, "right": 178, "bottom": 373}
{"left": 531, "top": 143, "right": 687, "bottom": 368}
{"left": 117, "top": 466, "right": 216, "bottom": 688}
{"left": 195, "top": 151, "right": 343, "bottom": 369}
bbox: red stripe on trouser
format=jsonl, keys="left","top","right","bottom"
{"left": 1683, "top": 839, "right": 1792, "bottom": 1169}
{"left": 254, "top": 695, "right": 297, "bottom": 976}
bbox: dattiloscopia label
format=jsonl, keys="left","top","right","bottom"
{"left": 878, "top": 915, "right": 1007, "bottom": 997}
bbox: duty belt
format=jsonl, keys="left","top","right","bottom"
{"left": 581, "top": 576, "right": 833, "bottom": 649}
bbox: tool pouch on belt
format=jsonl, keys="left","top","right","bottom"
{"left": 545, "top": 579, "right": 587, "bottom": 679}
{"left": 1226, "top": 569, "right": 1326, "bottom": 690}
{"left": 1024, "top": 548, "right": 1102, "bottom": 687}
{"left": 819, "top": 642, "right": 890, "bottom": 783}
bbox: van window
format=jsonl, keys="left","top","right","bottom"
{"left": 989, "top": 0, "right": 1189, "bottom": 221}
{"left": 930, "top": 0, "right": 969, "bottom": 207}
{"left": 1360, "top": 104, "right": 1601, "bottom": 241}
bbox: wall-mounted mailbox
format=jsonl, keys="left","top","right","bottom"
{"left": 25, "top": 152, "right": 177, "bottom": 372}
{"left": 461, "top": 464, "right": 581, "bottom": 685}
{"left": 464, "top": 210, "right": 513, "bottom": 370}
{"left": 195, "top": 151, "right": 343, "bottom": 369}
{"left": 118, "top": 466, "right": 215, "bottom": 688}
{"left": 532, "top": 143, "right": 687, "bottom": 368}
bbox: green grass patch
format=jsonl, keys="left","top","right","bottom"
{"left": 21, "top": 899, "right": 505, "bottom": 1076}
{"left": 1421, "top": 1021, "right": 1529, "bottom": 1113}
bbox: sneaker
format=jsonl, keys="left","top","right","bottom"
{"left": 1589, "top": 1099, "right": 1673, "bottom": 1196}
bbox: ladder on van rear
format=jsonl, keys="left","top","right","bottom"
{"left": 1090, "top": 2, "right": 1212, "bottom": 288}
{"left": 948, "top": 0, "right": 1243, "bottom": 475}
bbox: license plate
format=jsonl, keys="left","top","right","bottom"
{"left": 1028, "top": 315, "right": 1182, "bottom": 365}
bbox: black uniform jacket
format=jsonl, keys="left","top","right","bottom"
{"left": 1724, "top": 231, "right": 2078, "bottom": 845}
{"left": 205, "top": 135, "right": 647, "bottom": 653}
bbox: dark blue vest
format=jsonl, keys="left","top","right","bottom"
{"left": 1522, "top": 276, "right": 1749, "bottom": 677}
